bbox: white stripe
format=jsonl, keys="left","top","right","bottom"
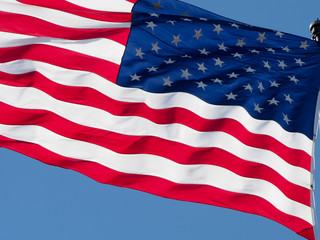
{"left": 0, "top": 84, "right": 311, "bottom": 189}
{"left": 0, "top": 32, "right": 125, "bottom": 64}
{"left": 0, "top": 0, "right": 131, "bottom": 29}
{"left": 0, "top": 123, "right": 313, "bottom": 225}
{"left": 65, "top": 0, "right": 134, "bottom": 13}
{"left": 0, "top": 60, "right": 313, "bottom": 154}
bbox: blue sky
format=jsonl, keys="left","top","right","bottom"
{"left": 1, "top": 0, "right": 320, "bottom": 239}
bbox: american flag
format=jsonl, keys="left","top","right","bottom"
{"left": 0, "top": 0, "right": 319, "bottom": 239}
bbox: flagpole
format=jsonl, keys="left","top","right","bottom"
{"left": 310, "top": 19, "right": 320, "bottom": 240}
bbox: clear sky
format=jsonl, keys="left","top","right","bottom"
{"left": 0, "top": 0, "right": 320, "bottom": 240}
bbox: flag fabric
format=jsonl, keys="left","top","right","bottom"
{"left": 0, "top": 0, "right": 320, "bottom": 239}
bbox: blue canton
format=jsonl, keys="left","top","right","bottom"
{"left": 117, "top": 0, "right": 320, "bottom": 139}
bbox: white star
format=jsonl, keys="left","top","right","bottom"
{"left": 213, "top": 24, "right": 224, "bottom": 35}
{"left": 172, "top": 34, "right": 182, "bottom": 46}
{"left": 250, "top": 49, "right": 260, "bottom": 54}
{"left": 245, "top": 67, "right": 256, "bottom": 73}
{"left": 226, "top": 92, "right": 238, "bottom": 100}
{"left": 270, "top": 80, "right": 280, "bottom": 87}
{"left": 231, "top": 23, "right": 240, "bottom": 29}
{"left": 213, "top": 57, "right": 224, "bottom": 68}
{"left": 236, "top": 38, "right": 246, "bottom": 47}
{"left": 263, "top": 61, "right": 272, "bottom": 70}
{"left": 257, "top": 32, "right": 267, "bottom": 43}
{"left": 281, "top": 46, "right": 291, "bottom": 52}
{"left": 181, "top": 69, "right": 192, "bottom": 80}
{"left": 196, "top": 81, "right": 207, "bottom": 91}
{"left": 149, "top": 13, "right": 160, "bottom": 18}
{"left": 227, "top": 72, "right": 239, "bottom": 79}
{"left": 193, "top": 29, "right": 203, "bottom": 40}
{"left": 288, "top": 75, "right": 299, "bottom": 84}
{"left": 146, "top": 21, "right": 157, "bottom": 31}
{"left": 181, "top": 54, "right": 192, "bottom": 58}
{"left": 295, "top": 58, "right": 305, "bottom": 67}
{"left": 167, "top": 20, "right": 176, "bottom": 25}
{"left": 163, "top": 76, "right": 173, "bottom": 87}
{"left": 151, "top": 42, "right": 161, "bottom": 54}
{"left": 283, "top": 113, "right": 292, "bottom": 125}
{"left": 278, "top": 60, "right": 287, "bottom": 70}
{"left": 275, "top": 31, "right": 284, "bottom": 38}
{"left": 197, "top": 63, "right": 207, "bottom": 73}
{"left": 243, "top": 84, "right": 253, "bottom": 93}
{"left": 212, "top": 78, "right": 223, "bottom": 85}
{"left": 198, "top": 48, "right": 210, "bottom": 55}
{"left": 135, "top": 48, "right": 145, "bottom": 59}
{"left": 254, "top": 103, "right": 263, "bottom": 114}
{"left": 257, "top": 81, "right": 265, "bottom": 92}
{"left": 268, "top": 98, "right": 280, "bottom": 105}
{"left": 284, "top": 94, "right": 294, "bottom": 104}
{"left": 182, "top": 18, "right": 192, "bottom": 22}
{"left": 218, "top": 42, "right": 228, "bottom": 51}
{"left": 232, "top": 52, "right": 243, "bottom": 59}
{"left": 164, "top": 58, "right": 176, "bottom": 64}
{"left": 266, "top": 48, "right": 276, "bottom": 54}
{"left": 147, "top": 66, "right": 158, "bottom": 72}
{"left": 300, "top": 40, "right": 310, "bottom": 50}
{"left": 130, "top": 73, "right": 141, "bottom": 81}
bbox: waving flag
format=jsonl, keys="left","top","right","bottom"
{"left": 0, "top": 0, "right": 319, "bottom": 239}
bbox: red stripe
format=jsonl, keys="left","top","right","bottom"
{"left": 0, "top": 45, "right": 119, "bottom": 83}
{"left": 0, "top": 70, "right": 311, "bottom": 171}
{"left": 0, "top": 101, "right": 310, "bottom": 206}
{"left": 126, "top": 0, "right": 138, "bottom": 3}
{"left": 17, "top": 0, "right": 133, "bottom": 22}
{"left": 0, "top": 12, "right": 130, "bottom": 44}
{"left": 0, "top": 135, "right": 314, "bottom": 240}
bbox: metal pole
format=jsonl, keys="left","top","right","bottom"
{"left": 310, "top": 19, "right": 320, "bottom": 41}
